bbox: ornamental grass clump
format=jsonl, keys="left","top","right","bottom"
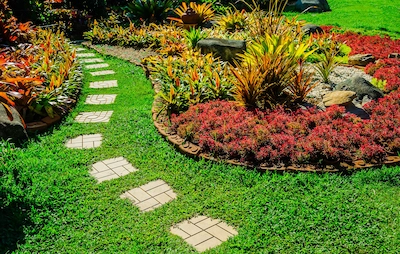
{"left": 231, "top": 33, "right": 315, "bottom": 109}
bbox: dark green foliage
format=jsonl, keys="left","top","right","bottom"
{"left": 123, "top": 0, "right": 175, "bottom": 23}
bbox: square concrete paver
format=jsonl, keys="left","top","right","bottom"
{"left": 85, "top": 63, "right": 109, "bottom": 69}
{"left": 80, "top": 58, "right": 104, "bottom": 63}
{"left": 65, "top": 134, "right": 102, "bottom": 149}
{"left": 120, "top": 180, "right": 177, "bottom": 212}
{"left": 75, "top": 111, "right": 113, "bottom": 123}
{"left": 89, "top": 80, "right": 118, "bottom": 89}
{"left": 90, "top": 157, "right": 138, "bottom": 183}
{"left": 170, "top": 216, "right": 238, "bottom": 252}
{"left": 90, "top": 70, "right": 115, "bottom": 76}
{"left": 76, "top": 53, "right": 96, "bottom": 58}
{"left": 85, "top": 94, "right": 117, "bottom": 105}
{"left": 75, "top": 47, "right": 86, "bottom": 51}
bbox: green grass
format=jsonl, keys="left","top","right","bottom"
{"left": 1, "top": 50, "right": 400, "bottom": 253}
{"left": 285, "top": 0, "right": 400, "bottom": 38}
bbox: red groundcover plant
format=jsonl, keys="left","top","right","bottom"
{"left": 366, "top": 58, "right": 400, "bottom": 92}
{"left": 170, "top": 90, "right": 400, "bottom": 166}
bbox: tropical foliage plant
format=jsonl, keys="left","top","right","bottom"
{"left": 123, "top": 0, "right": 175, "bottom": 24}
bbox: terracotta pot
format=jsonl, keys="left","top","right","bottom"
{"left": 181, "top": 8, "right": 200, "bottom": 24}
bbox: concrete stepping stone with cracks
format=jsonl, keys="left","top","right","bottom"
{"left": 90, "top": 157, "right": 138, "bottom": 183}
{"left": 84, "top": 63, "right": 109, "bottom": 69}
{"left": 170, "top": 216, "right": 238, "bottom": 252}
{"left": 90, "top": 70, "right": 115, "bottom": 76}
{"left": 89, "top": 80, "right": 118, "bottom": 89}
{"left": 75, "top": 111, "right": 113, "bottom": 123}
{"left": 120, "top": 180, "right": 177, "bottom": 212}
{"left": 85, "top": 95, "right": 117, "bottom": 105}
{"left": 65, "top": 134, "right": 102, "bottom": 149}
{"left": 80, "top": 58, "right": 104, "bottom": 64}
{"left": 76, "top": 53, "right": 96, "bottom": 58}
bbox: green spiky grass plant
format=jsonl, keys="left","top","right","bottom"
{"left": 2, "top": 49, "right": 400, "bottom": 253}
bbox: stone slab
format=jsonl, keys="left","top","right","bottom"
{"left": 90, "top": 157, "right": 138, "bottom": 183}
{"left": 85, "top": 63, "right": 110, "bottom": 69}
{"left": 80, "top": 58, "right": 104, "bottom": 63}
{"left": 89, "top": 80, "right": 118, "bottom": 89}
{"left": 75, "top": 111, "right": 113, "bottom": 123}
{"left": 65, "top": 134, "right": 102, "bottom": 149}
{"left": 90, "top": 70, "right": 115, "bottom": 76}
{"left": 170, "top": 216, "right": 238, "bottom": 252}
{"left": 85, "top": 94, "right": 117, "bottom": 105}
{"left": 120, "top": 180, "right": 177, "bottom": 212}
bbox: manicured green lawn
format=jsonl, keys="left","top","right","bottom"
{"left": 1, "top": 52, "right": 400, "bottom": 253}
{"left": 285, "top": 0, "right": 400, "bottom": 38}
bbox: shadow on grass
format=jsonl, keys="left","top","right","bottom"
{"left": 0, "top": 196, "right": 33, "bottom": 254}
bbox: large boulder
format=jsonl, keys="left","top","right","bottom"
{"left": 0, "top": 104, "right": 28, "bottom": 141}
{"left": 323, "top": 91, "right": 356, "bottom": 107}
{"left": 295, "top": 0, "right": 331, "bottom": 12}
{"left": 334, "top": 76, "right": 384, "bottom": 101}
{"left": 348, "top": 54, "right": 375, "bottom": 66}
{"left": 197, "top": 38, "right": 246, "bottom": 62}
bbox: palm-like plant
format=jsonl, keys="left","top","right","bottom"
{"left": 124, "top": 0, "right": 175, "bottom": 24}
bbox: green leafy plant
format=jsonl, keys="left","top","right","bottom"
{"left": 234, "top": 33, "right": 315, "bottom": 109}
{"left": 183, "top": 27, "right": 208, "bottom": 48}
{"left": 217, "top": 8, "right": 248, "bottom": 32}
{"left": 371, "top": 77, "right": 387, "bottom": 91}
{"left": 169, "top": 1, "right": 215, "bottom": 25}
{"left": 124, "top": 0, "right": 175, "bottom": 23}
{"left": 313, "top": 36, "right": 341, "bottom": 83}
{"left": 288, "top": 59, "right": 318, "bottom": 102}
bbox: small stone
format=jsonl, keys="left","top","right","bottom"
{"left": 323, "top": 91, "right": 356, "bottom": 107}
{"left": 295, "top": 0, "right": 331, "bottom": 12}
{"left": 197, "top": 38, "right": 246, "bottom": 62}
{"left": 348, "top": 54, "right": 375, "bottom": 66}
{"left": 335, "top": 76, "right": 383, "bottom": 101}
{"left": 388, "top": 53, "right": 400, "bottom": 59}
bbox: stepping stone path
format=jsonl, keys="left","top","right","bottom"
{"left": 76, "top": 48, "right": 86, "bottom": 51}
{"left": 120, "top": 180, "right": 177, "bottom": 212}
{"left": 76, "top": 53, "right": 96, "bottom": 58}
{"left": 90, "top": 70, "right": 116, "bottom": 76}
{"left": 170, "top": 216, "right": 238, "bottom": 252}
{"left": 75, "top": 111, "right": 113, "bottom": 123}
{"left": 85, "top": 95, "right": 117, "bottom": 105}
{"left": 65, "top": 134, "right": 103, "bottom": 149}
{"left": 89, "top": 80, "right": 118, "bottom": 89}
{"left": 80, "top": 58, "right": 105, "bottom": 63}
{"left": 90, "top": 157, "right": 138, "bottom": 183}
{"left": 66, "top": 46, "right": 238, "bottom": 252}
{"left": 85, "top": 63, "right": 110, "bottom": 69}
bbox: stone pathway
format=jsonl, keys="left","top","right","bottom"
{"left": 80, "top": 58, "right": 105, "bottom": 63}
{"left": 75, "top": 111, "right": 113, "bottom": 123}
{"left": 65, "top": 134, "right": 103, "bottom": 149}
{"left": 67, "top": 47, "right": 238, "bottom": 252}
{"left": 85, "top": 94, "right": 117, "bottom": 105}
{"left": 85, "top": 63, "right": 110, "bottom": 69}
{"left": 89, "top": 80, "right": 118, "bottom": 89}
{"left": 90, "top": 70, "right": 116, "bottom": 76}
{"left": 170, "top": 216, "right": 238, "bottom": 252}
{"left": 90, "top": 157, "right": 138, "bottom": 183}
{"left": 120, "top": 180, "right": 177, "bottom": 212}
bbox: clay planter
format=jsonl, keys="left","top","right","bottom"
{"left": 181, "top": 8, "right": 200, "bottom": 25}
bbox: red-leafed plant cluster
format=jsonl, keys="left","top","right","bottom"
{"left": 365, "top": 58, "right": 400, "bottom": 92}
{"left": 170, "top": 94, "right": 400, "bottom": 166}
{"left": 327, "top": 30, "right": 400, "bottom": 59}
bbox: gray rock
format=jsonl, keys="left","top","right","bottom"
{"left": 295, "top": 0, "right": 331, "bottom": 12}
{"left": 348, "top": 54, "right": 375, "bottom": 66}
{"left": 0, "top": 104, "right": 28, "bottom": 141}
{"left": 197, "top": 38, "right": 246, "bottom": 62}
{"left": 335, "top": 76, "right": 384, "bottom": 101}
{"left": 388, "top": 53, "right": 400, "bottom": 59}
{"left": 302, "top": 24, "right": 324, "bottom": 36}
